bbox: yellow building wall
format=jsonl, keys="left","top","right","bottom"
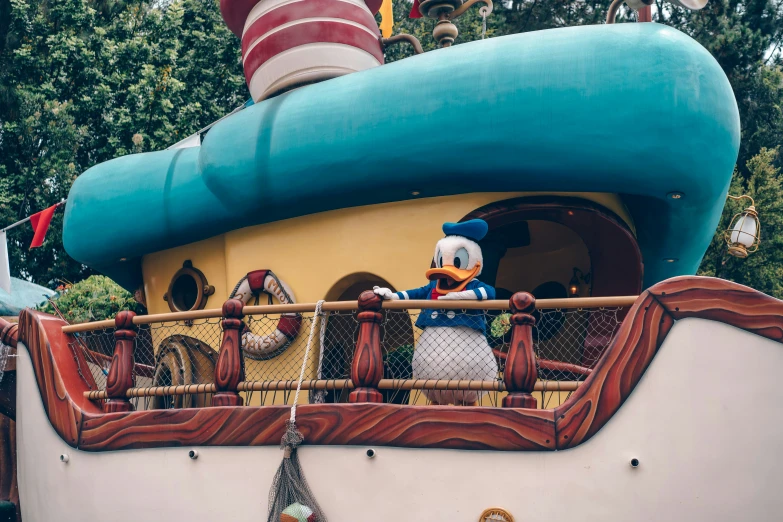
{"left": 140, "top": 192, "right": 632, "bottom": 405}
{"left": 143, "top": 191, "right": 632, "bottom": 312}
{"left": 144, "top": 235, "right": 229, "bottom": 314}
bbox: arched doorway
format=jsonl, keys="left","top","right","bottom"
{"left": 320, "top": 273, "right": 414, "bottom": 403}
{"left": 463, "top": 196, "right": 642, "bottom": 297}
{"left": 463, "top": 197, "right": 643, "bottom": 369}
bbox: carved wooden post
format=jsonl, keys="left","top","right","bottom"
{"left": 213, "top": 299, "right": 245, "bottom": 407}
{"left": 349, "top": 291, "right": 384, "bottom": 403}
{"left": 0, "top": 319, "right": 18, "bottom": 348}
{"left": 104, "top": 311, "right": 137, "bottom": 413}
{"left": 502, "top": 292, "right": 538, "bottom": 408}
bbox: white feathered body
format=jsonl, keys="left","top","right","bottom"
{"left": 413, "top": 326, "right": 499, "bottom": 405}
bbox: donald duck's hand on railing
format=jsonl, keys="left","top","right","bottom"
{"left": 373, "top": 286, "right": 399, "bottom": 300}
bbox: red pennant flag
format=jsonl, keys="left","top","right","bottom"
{"left": 409, "top": 0, "right": 422, "bottom": 18}
{"left": 29, "top": 204, "right": 58, "bottom": 248}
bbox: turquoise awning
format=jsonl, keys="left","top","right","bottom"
{"left": 63, "top": 23, "right": 740, "bottom": 292}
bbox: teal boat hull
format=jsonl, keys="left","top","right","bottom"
{"left": 64, "top": 23, "right": 740, "bottom": 291}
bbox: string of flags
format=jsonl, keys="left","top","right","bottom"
{"left": 0, "top": 201, "right": 66, "bottom": 295}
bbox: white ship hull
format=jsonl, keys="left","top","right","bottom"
{"left": 16, "top": 317, "right": 783, "bottom": 521}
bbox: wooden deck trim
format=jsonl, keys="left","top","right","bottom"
{"left": 78, "top": 404, "right": 556, "bottom": 451}
{"left": 554, "top": 276, "right": 783, "bottom": 448}
{"left": 15, "top": 277, "right": 783, "bottom": 452}
{"left": 17, "top": 311, "right": 101, "bottom": 448}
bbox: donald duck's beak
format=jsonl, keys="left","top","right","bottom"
{"left": 425, "top": 262, "right": 481, "bottom": 295}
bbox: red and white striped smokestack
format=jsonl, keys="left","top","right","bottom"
{"left": 221, "top": 0, "right": 385, "bottom": 101}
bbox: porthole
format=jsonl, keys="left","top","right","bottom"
{"left": 163, "top": 261, "right": 215, "bottom": 313}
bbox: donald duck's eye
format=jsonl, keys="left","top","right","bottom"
{"left": 454, "top": 248, "right": 469, "bottom": 270}
{"left": 439, "top": 256, "right": 443, "bottom": 268}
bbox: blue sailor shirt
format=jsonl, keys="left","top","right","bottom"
{"left": 394, "top": 280, "right": 496, "bottom": 334}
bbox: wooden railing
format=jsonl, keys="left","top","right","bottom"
{"left": 76, "top": 293, "right": 638, "bottom": 407}
{"left": 83, "top": 379, "right": 582, "bottom": 400}
{"left": 15, "top": 276, "right": 783, "bottom": 452}
{"left": 62, "top": 295, "right": 638, "bottom": 333}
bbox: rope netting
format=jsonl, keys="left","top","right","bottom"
{"left": 378, "top": 307, "right": 625, "bottom": 407}
{"left": 532, "top": 306, "right": 625, "bottom": 408}
{"left": 71, "top": 317, "right": 222, "bottom": 410}
{"left": 72, "top": 305, "right": 628, "bottom": 410}
{"left": 0, "top": 338, "right": 12, "bottom": 386}
{"left": 242, "top": 311, "right": 349, "bottom": 406}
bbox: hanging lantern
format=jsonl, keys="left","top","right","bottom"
{"left": 724, "top": 195, "right": 760, "bottom": 258}
{"left": 568, "top": 268, "right": 591, "bottom": 298}
{"left": 568, "top": 273, "right": 580, "bottom": 297}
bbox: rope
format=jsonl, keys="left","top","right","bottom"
{"left": 270, "top": 270, "right": 296, "bottom": 306}
{"left": 312, "top": 310, "right": 329, "bottom": 404}
{"left": 291, "top": 299, "right": 325, "bottom": 423}
{"left": 267, "top": 299, "right": 328, "bottom": 522}
{"left": 228, "top": 274, "right": 247, "bottom": 300}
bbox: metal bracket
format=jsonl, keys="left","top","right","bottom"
{"left": 449, "top": 0, "right": 492, "bottom": 19}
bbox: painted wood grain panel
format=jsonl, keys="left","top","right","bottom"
{"left": 649, "top": 276, "right": 783, "bottom": 342}
{"left": 14, "top": 277, "right": 783, "bottom": 453}
{"left": 17, "top": 310, "right": 100, "bottom": 447}
{"left": 79, "top": 403, "right": 556, "bottom": 451}
{"left": 554, "top": 292, "right": 673, "bottom": 448}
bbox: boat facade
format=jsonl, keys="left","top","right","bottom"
{"left": 2, "top": 3, "right": 779, "bottom": 521}
{"left": 6, "top": 276, "right": 783, "bottom": 521}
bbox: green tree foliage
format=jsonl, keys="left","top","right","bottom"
{"left": 699, "top": 148, "right": 783, "bottom": 298}
{"left": 654, "top": 0, "right": 783, "bottom": 173}
{"left": 0, "top": 0, "right": 244, "bottom": 287}
{"left": 382, "top": 0, "right": 513, "bottom": 61}
{"left": 39, "top": 274, "right": 143, "bottom": 322}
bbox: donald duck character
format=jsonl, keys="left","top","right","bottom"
{"left": 374, "top": 219, "right": 497, "bottom": 406}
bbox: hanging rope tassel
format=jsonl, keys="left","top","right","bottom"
{"left": 267, "top": 300, "right": 327, "bottom": 522}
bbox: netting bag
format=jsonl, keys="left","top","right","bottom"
{"left": 267, "top": 300, "right": 327, "bottom": 522}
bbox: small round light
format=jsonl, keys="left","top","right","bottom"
{"left": 663, "top": 258, "right": 678, "bottom": 263}
{"left": 60, "top": 454, "right": 69, "bottom": 463}
{"left": 667, "top": 192, "right": 684, "bottom": 200}
{"left": 188, "top": 450, "right": 199, "bottom": 460}
{"left": 630, "top": 457, "right": 640, "bottom": 468}
{"left": 411, "top": 191, "right": 420, "bottom": 196}
{"left": 567, "top": 210, "right": 574, "bottom": 216}
{"left": 366, "top": 448, "right": 376, "bottom": 459}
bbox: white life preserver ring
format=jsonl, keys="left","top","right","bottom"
{"left": 229, "top": 270, "right": 301, "bottom": 360}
